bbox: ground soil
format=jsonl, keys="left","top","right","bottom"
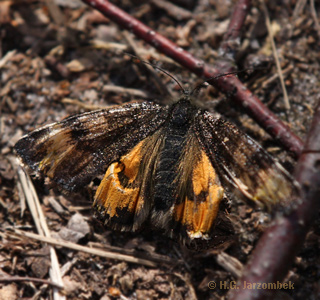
{"left": 1, "top": 0, "right": 320, "bottom": 299}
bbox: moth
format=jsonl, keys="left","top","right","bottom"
{"left": 15, "top": 93, "right": 297, "bottom": 244}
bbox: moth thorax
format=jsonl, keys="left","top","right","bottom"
{"left": 170, "top": 99, "right": 194, "bottom": 127}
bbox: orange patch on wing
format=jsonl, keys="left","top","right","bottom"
{"left": 94, "top": 140, "right": 145, "bottom": 218}
{"left": 174, "top": 150, "right": 224, "bottom": 239}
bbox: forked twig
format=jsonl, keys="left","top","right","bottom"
{"left": 229, "top": 101, "right": 320, "bottom": 300}
{"left": 81, "top": 0, "right": 303, "bottom": 157}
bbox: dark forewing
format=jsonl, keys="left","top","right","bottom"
{"left": 15, "top": 102, "right": 168, "bottom": 191}
{"left": 194, "top": 111, "right": 297, "bottom": 208}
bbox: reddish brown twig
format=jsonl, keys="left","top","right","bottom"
{"left": 228, "top": 102, "right": 320, "bottom": 300}
{"left": 219, "top": 0, "right": 251, "bottom": 59}
{"left": 81, "top": 0, "right": 303, "bottom": 157}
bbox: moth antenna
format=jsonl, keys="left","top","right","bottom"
{"left": 190, "top": 66, "right": 271, "bottom": 96}
{"left": 125, "top": 53, "right": 186, "bottom": 94}
{"left": 190, "top": 71, "right": 241, "bottom": 97}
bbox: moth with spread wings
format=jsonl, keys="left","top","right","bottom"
{"left": 15, "top": 95, "right": 298, "bottom": 243}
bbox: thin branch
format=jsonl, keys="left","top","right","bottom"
{"left": 216, "top": 252, "right": 244, "bottom": 278}
{"left": 262, "top": 0, "right": 290, "bottom": 110}
{"left": 80, "top": 0, "right": 303, "bottom": 157}
{"left": 17, "top": 167, "right": 66, "bottom": 300}
{"left": 0, "top": 50, "right": 17, "bottom": 69}
{"left": 151, "top": 0, "right": 192, "bottom": 21}
{"left": 102, "top": 85, "right": 151, "bottom": 98}
{"left": 219, "top": 0, "right": 251, "bottom": 59}
{"left": 0, "top": 276, "right": 64, "bottom": 290}
{"left": 228, "top": 101, "right": 320, "bottom": 300}
{"left": 293, "top": 0, "right": 308, "bottom": 18}
{"left": 9, "top": 229, "right": 159, "bottom": 267}
{"left": 61, "top": 98, "right": 103, "bottom": 110}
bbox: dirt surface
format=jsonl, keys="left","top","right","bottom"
{"left": 1, "top": 0, "right": 320, "bottom": 299}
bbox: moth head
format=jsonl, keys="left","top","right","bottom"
{"left": 169, "top": 96, "right": 197, "bottom": 126}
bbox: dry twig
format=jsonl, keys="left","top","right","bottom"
{"left": 0, "top": 276, "right": 64, "bottom": 290}
{"left": 229, "top": 101, "right": 320, "bottom": 300}
{"left": 81, "top": 0, "right": 303, "bottom": 157}
{"left": 261, "top": 0, "right": 290, "bottom": 110}
{"left": 17, "top": 167, "right": 66, "bottom": 300}
{"left": 219, "top": 0, "right": 251, "bottom": 59}
{"left": 9, "top": 229, "right": 160, "bottom": 267}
